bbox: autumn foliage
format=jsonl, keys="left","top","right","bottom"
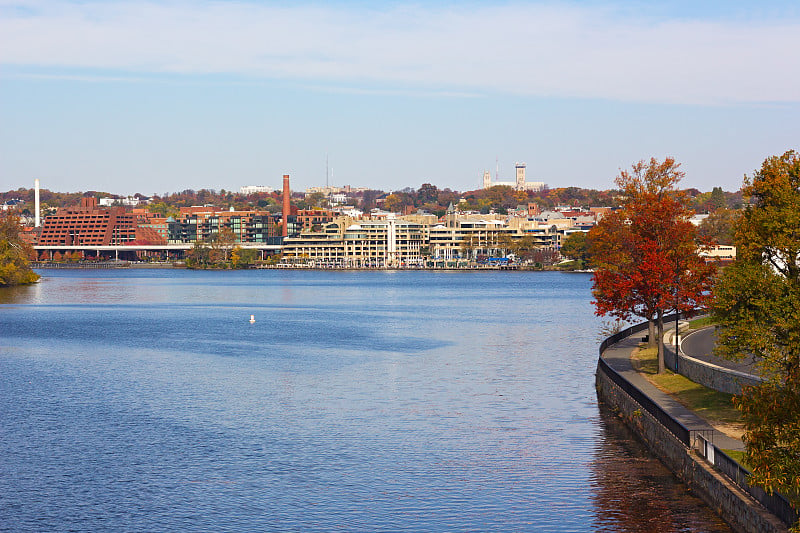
{"left": 590, "top": 158, "right": 715, "bottom": 372}
{"left": 0, "top": 211, "right": 40, "bottom": 286}
{"left": 712, "top": 150, "right": 800, "bottom": 515}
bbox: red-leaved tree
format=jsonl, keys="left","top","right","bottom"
{"left": 590, "top": 158, "right": 715, "bottom": 373}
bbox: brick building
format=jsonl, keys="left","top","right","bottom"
{"left": 296, "top": 209, "right": 335, "bottom": 232}
{"left": 37, "top": 197, "right": 136, "bottom": 246}
{"left": 166, "top": 207, "right": 294, "bottom": 244}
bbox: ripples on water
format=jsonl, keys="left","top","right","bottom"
{"left": 0, "top": 270, "right": 729, "bottom": 531}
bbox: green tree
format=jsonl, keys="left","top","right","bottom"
{"left": 185, "top": 240, "right": 211, "bottom": 268}
{"left": 301, "top": 192, "right": 326, "bottom": 209}
{"left": 494, "top": 233, "right": 514, "bottom": 258}
{"left": 560, "top": 232, "right": 590, "bottom": 265}
{"left": 231, "top": 246, "right": 258, "bottom": 268}
{"left": 147, "top": 202, "right": 179, "bottom": 219}
{"left": 0, "top": 211, "right": 40, "bottom": 286}
{"left": 708, "top": 186, "right": 726, "bottom": 212}
{"left": 208, "top": 227, "right": 237, "bottom": 264}
{"left": 510, "top": 235, "right": 540, "bottom": 264}
{"left": 697, "top": 208, "right": 739, "bottom": 246}
{"left": 712, "top": 150, "right": 800, "bottom": 515}
{"left": 460, "top": 234, "right": 477, "bottom": 260}
{"left": 416, "top": 183, "right": 439, "bottom": 205}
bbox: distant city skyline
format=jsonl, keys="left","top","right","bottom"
{"left": 1, "top": 0, "right": 799, "bottom": 196}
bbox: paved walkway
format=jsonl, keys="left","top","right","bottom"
{"left": 602, "top": 329, "right": 745, "bottom": 452}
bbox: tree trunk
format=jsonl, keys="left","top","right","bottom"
{"left": 648, "top": 319, "right": 656, "bottom": 348}
{"left": 656, "top": 309, "right": 665, "bottom": 374}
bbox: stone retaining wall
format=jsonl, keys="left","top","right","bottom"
{"left": 596, "top": 367, "right": 787, "bottom": 533}
{"left": 663, "top": 332, "right": 763, "bottom": 396}
{"left": 677, "top": 353, "right": 762, "bottom": 396}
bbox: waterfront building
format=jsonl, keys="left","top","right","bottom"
{"left": 132, "top": 208, "right": 169, "bottom": 243}
{"left": 282, "top": 206, "right": 563, "bottom": 267}
{"left": 29, "top": 186, "right": 592, "bottom": 265}
{"left": 296, "top": 209, "right": 336, "bottom": 232}
{"left": 428, "top": 209, "right": 561, "bottom": 261}
{"left": 37, "top": 197, "right": 137, "bottom": 247}
{"left": 280, "top": 224, "right": 347, "bottom": 266}
{"left": 281, "top": 217, "right": 425, "bottom": 267}
{"left": 166, "top": 206, "right": 291, "bottom": 244}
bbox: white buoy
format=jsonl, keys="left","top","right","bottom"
{"left": 249, "top": 314, "right": 255, "bottom": 324}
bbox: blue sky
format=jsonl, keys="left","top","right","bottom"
{"left": 1, "top": 0, "right": 799, "bottom": 196}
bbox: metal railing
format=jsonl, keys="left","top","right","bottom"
{"left": 599, "top": 317, "right": 798, "bottom": 528}
{"left": 599, "top": 313, "right": 681, "bottom": 354}
{"left": 714, "top": 447, "right": 797, "bottom": 527}
{"left": 598, "top": 313, "right": 692, "bottom": 446}
{"left": 31, "top": 261, "right": 130, "bottom": 269}
{"left": 597, "top": 356, "right": 691, "bottom": 446}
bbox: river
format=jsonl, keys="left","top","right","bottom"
{"left": 0, "top": 269, "right": 730, "bottom": 532}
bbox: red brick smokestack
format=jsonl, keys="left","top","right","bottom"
{"left": 282, "top": 174, "right": 290, "bottom": 237}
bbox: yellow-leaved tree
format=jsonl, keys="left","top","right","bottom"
{"left": 0, "top": 211, "right": 40, "bottom": 286}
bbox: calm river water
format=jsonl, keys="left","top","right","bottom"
{"left": 1, "top": 269, "right": 730, "bottom": 532}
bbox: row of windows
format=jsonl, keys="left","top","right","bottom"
{"left": 47, "top": 216, "right": 110, "bottom": 221}
{"left": 41, "top": 228, "right": 109, "bottom": 233}
{"left": 287, "top": 251, "right": 422, "bottom": 259}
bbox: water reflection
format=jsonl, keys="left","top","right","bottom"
{"left": 0, "top": 280, "right": 42, "bottom": 304}
{"left": 591, "top": 404, "right": 731, "bottom": 532}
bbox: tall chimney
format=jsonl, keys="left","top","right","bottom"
{"left": 282, "top": 174, "right": 290, "bottom": 237}
{"left": 34, "top": 178, "right": 41, "bottom": 227}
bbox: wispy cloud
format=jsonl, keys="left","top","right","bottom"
{"left": 1, "top": 0, "right": 799, "bottom": 104}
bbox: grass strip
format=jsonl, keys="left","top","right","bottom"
{"left": 688, "top": 316, "right": 716, "bottom": 329}
{"left": 631, "top": 346, "right": 742, "bottom": 426}
{"left": 721, "top": 449, "right": 750, "bottom": 469}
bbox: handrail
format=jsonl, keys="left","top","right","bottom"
{"left": 597, "top": 357, "right": 692, "bottom": 446}
{"left": 598, "top": 317, "right": 798, "bottom": 527}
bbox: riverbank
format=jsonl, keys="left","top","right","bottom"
{"left": 31, "top": 261, "right": 187, "bottom": 269}
{"left": 31, "top": 261, "right": 594, "bottom": 272}
{"left": 596, "top": 321, "right": 794, "bottom": 533}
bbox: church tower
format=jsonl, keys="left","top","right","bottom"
{"left": 515, "top": 163, "right": 526, "bottom": 190}
{"left": 482, "top": 170, "right": 492, "bottom": 189}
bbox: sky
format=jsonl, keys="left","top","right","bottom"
{"left": 1, "top": 0, "right": 799, "bottom": 196}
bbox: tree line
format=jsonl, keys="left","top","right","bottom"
{"left": 3, "top": 182, "right": 743, "bottom": 220}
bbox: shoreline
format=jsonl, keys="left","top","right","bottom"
{"left": 31, "top": 262, "right": 594, "bottom": 273}
{"left": 31, "top": 263, "right": 592, "bottom": 274}
{"left": 597, "top": 321, "right": 793, "bottom": 532}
